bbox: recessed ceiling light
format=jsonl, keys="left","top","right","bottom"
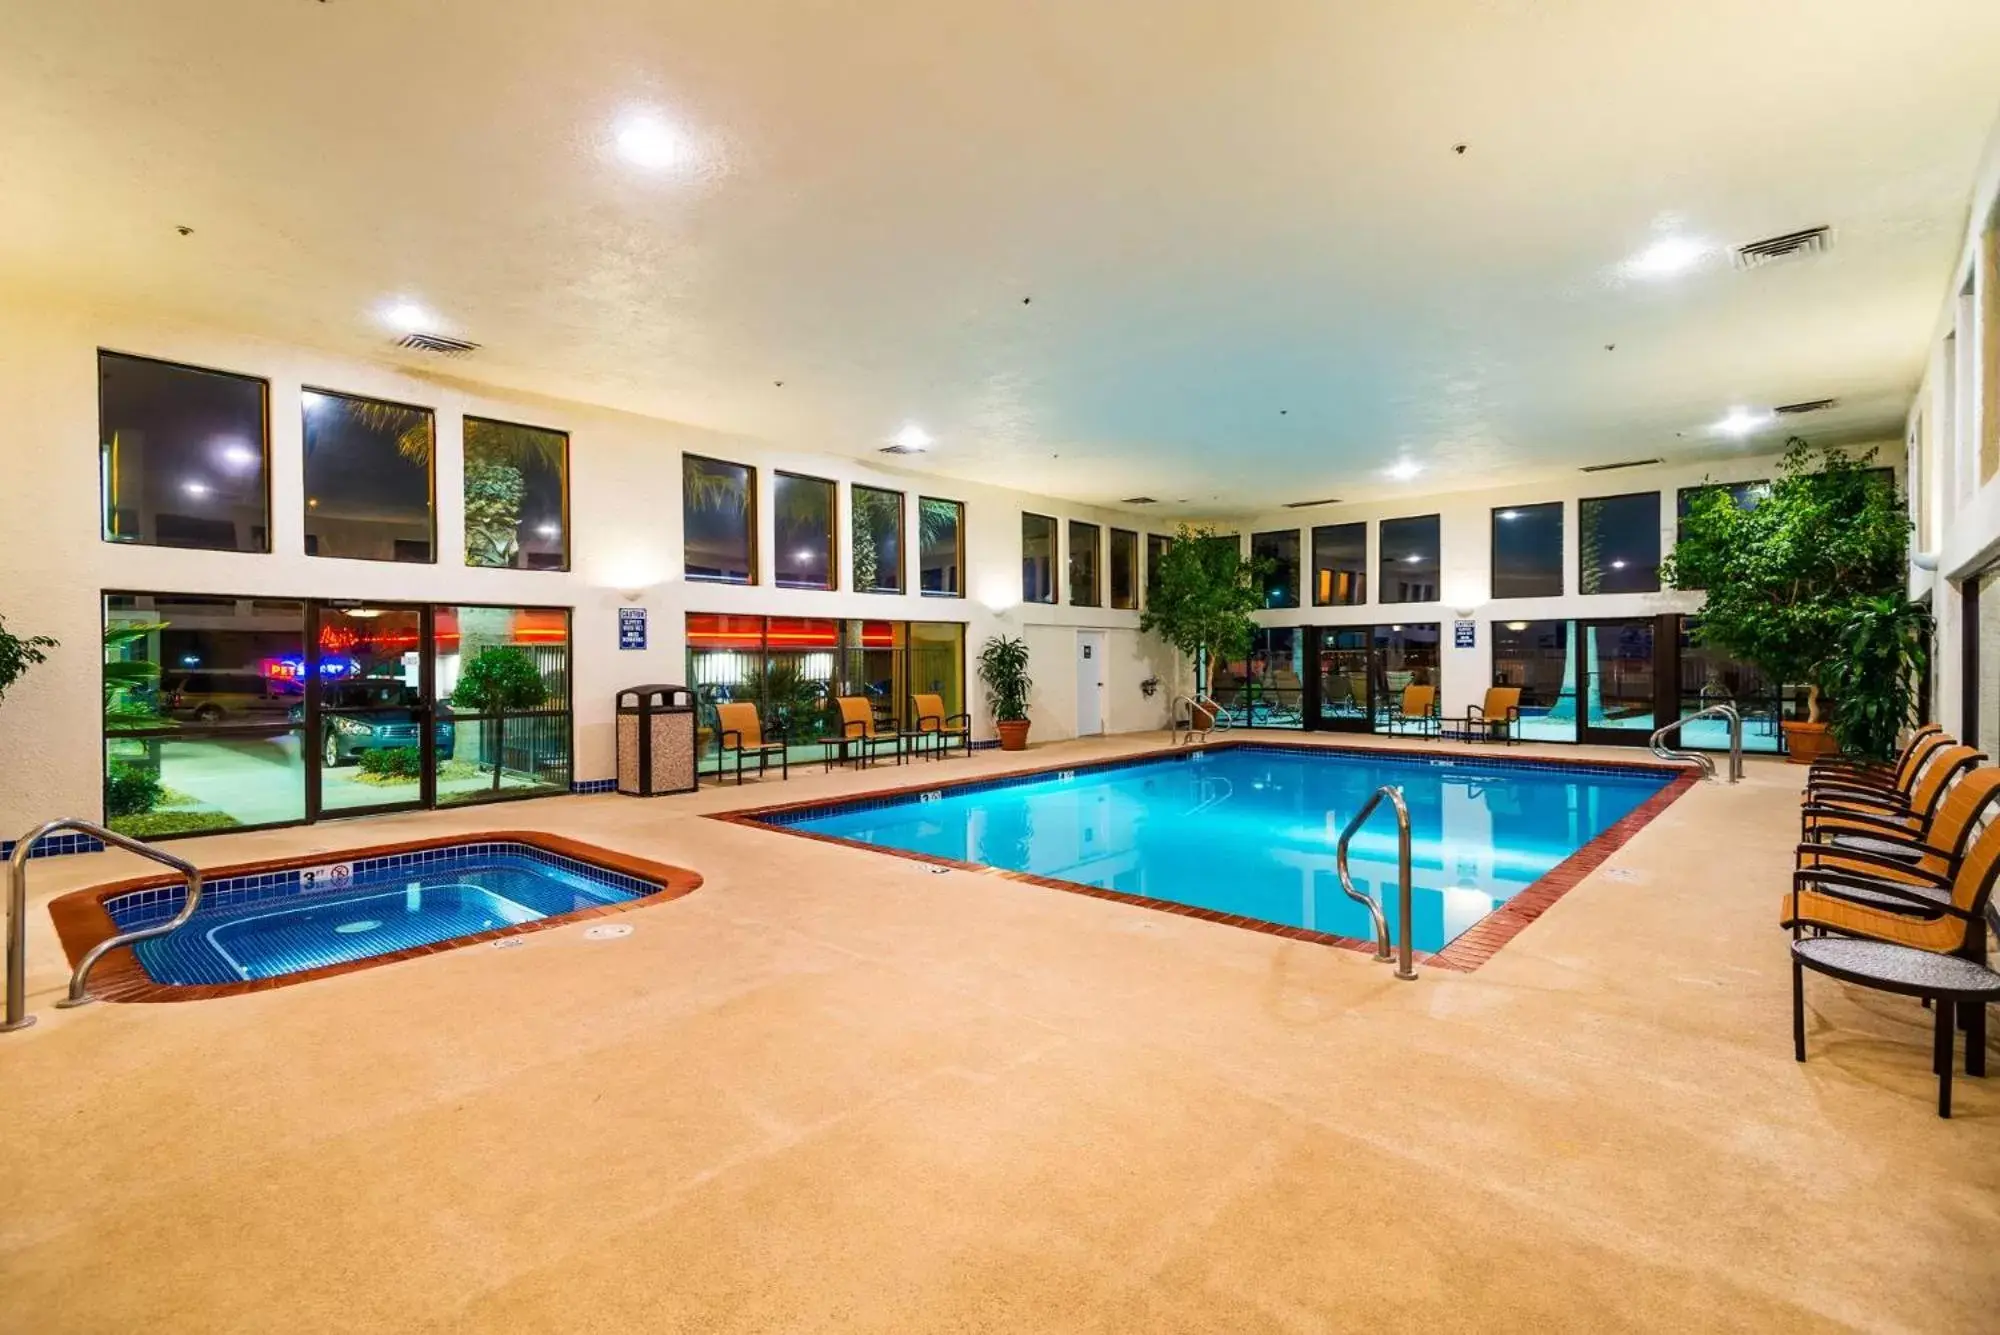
{"left": 1713, "top": 406, "right": 1773, "bottom": 439}
{"left": 892, "top": 424, "right": 933, "bottom": 452}
{"left": 1623, "top": 235, "right": 1710, "bottom": 280}
{"left": 614, "top": 110, "right": 688, "bottom": 171}
{"left": 380, "top": 300, "right": 434, "bottom": 333}
{"left": 1385, "top": 460, "right": 1422, "bottom": 482}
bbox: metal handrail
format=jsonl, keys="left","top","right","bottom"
{"left": 4, "top": 818, "right": 203, "bottom": 1032}
{"left": 1335, "top": 785, "right": 1417, "bottom": 981}
{"left": 1649, "top": 703, "right": 1742, "bottom": 783}
{"left": 1170, "top": 693, "right": 1232, "bottom": 746}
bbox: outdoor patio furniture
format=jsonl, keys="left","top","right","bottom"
{"left": 1441, "top": 687, "right": 1521, "bottom": 745}
{"left": 1805, "top": 730, "right": 1958, "bottom": 815}
{"left": 714, "top": 701, "right": 789, "bottom": 785}
{"left": 911, "top": 692, "right": 971, "bottom": 760}
{"left": 1801, "top": 742, "right": 1976, "bottom": 847}
{"left": 835, "top": 696, "right": 909, "bottom": 768}
{"left": 1385, "top": 684, "right": 1437, "bottom": 736}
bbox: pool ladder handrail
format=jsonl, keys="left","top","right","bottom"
{"left": 1335, "top": 785, "right": 1417, "bottom": 981}
{"left": 1170, "top": 693, "right": 1233, "bottom": 746}
{"left": 1649, "top": 704, "right": 1742, "bottom": 783}
{"left": 4, "top": 818, "right": 204, "bottom": 1032}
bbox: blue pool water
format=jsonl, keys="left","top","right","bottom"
{"left": 110, "top": 844, "right": 653, "bottom": 985}
{"left": 776, "top": 747, "right": 1672, "bottom": 953}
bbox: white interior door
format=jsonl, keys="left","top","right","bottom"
{"left": 1076, "top": 631, "right": 1106, "bottom": 736}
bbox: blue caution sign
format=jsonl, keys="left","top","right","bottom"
{"left": 1453, "top": 619, "right": 1476, "bottom": 649}
{"left": 618, "top": 607, "right": 648, "bottom": 651}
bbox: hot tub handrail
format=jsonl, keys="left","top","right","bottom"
{"left": 5, "top": 818, "right": 203, "bottom": 1032}
{"left": 1334, "top": 785, "right": 1417, "bottom": 981}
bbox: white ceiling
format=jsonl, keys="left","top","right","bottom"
{"left": 4, "top": 1, "right": 1998, "bottom": 512}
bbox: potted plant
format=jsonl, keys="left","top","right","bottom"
{"left": 1137, "top": 524, "right": 1268, "bottom": 720}
{"left": 1662, "top": 439, "right": 1916, "bottom": 764}
{"left": 451, "top": 645, "right": 551, "bottom": 791}
{"left": 977, "top": 634, "right": 1034, "bottom": 751}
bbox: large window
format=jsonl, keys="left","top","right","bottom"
{"left": 1069, "top": 520, "right": 1102, "bottom": 607}
{"left": 1023, "top": 514, "right": 1057, "bottom": 603}
{"left": 853, "top": 485, "right": 905, "bottom": 593}
{"left": 302, "top": 389, "right": 435, "bottom": 562}
{"left": 774, "top": 472, "right": 836, "bottom": 590}
{"left": 684, "top": 455, "right": 756, "bottom": 584}
{"left": 1675, "top": 480, "right": 1768, "bottom": 544}
{"left": 99, "top": 352, "right": 269, "bottom": 553}
{"left": 432, "top": 606, "right": 572, "bottom": 804}
{"left": 1580, "top": 492, "right": 1661, "bottom": 594}
{"left": 1493, "top": 619, "right": 1574, "bottom": 743}
{"left": 1109, "top": 529, "right": 1138, "bottom": 609}
{"left": 919, "top": 497, "right": 964, "bottom": 597}
{"left": 1312, "top": 522, "right": 1366, "bottom": 606}
{"left": 1252, "top": 529, "right": 1301, "bottom": 609}
{"left": 1215, "top": 627, "right": 1304, "bottom": 728}
{"left": 1378, "top": 515, "right": 1440, "bottom": 604}
{"left": 463, "top": 417, "right": 568, "bottom": 570}
{"left": 1491, "top": 502, "right": 1562, "bottom": 598}
{"left": 102, "top": 594, "right": 306, "bottom": 837}
{"left": 1145, "top": 533, "right": 1174, "bottom": 604}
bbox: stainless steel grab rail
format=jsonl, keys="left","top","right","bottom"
{"left": 1170, "top": 693, "right": 1232, "bottom": 746}
{"left": 4, "top": 818, "right": 203, "bottom": 1031}
{"left": 1335, "top": 785, "right": 1417, "bottom": 981}
{"left": 1648, "top": 703, "right": 1742, "bottom": 783}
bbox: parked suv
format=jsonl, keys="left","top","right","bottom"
{"left": 162, "top": 671, "right": 293, "bottom": 725}
{"left": 290, "top": 679, "right": 455, "bottom": 768}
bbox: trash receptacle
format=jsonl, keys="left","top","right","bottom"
{"left": 616, "top": 685, "right": 698, "bottom": 796}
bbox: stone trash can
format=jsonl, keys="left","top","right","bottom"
{"left": 615, "top": 685, "right": 698, "bottom": 796}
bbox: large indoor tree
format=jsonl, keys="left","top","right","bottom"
{"left": 1138, "top": 524, "right": 1268, "bottom": 702}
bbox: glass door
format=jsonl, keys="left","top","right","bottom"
{"left": 1314, "top": 627, "right": 1372, "bottom": 731}
{"left": 306, "top": 602, "right": 435, "bottom": 817}
{"left": 1371, "top": 624, "right": 1441, "bottom": 731}
{"left": 1578, "top": 618, "right": 1655, "bottom": 746}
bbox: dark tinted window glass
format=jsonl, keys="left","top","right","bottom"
{"left": 100, "top": 352, "right": 269, "bottom": 553}
{"left": 1023, "top": 514, "right": 1056, "bottom": 603}
{"left": 853, "top": 486, "right": 904, "bottom": 593}
{"left": 1491, "top": 502, "right": 1563, "bottom": 598}
{"left": 1378, "top": 515, "right": 1440, "bottom": 604}
{"left": 1252, "top": 530, "right": 1300, "bottom": 608}
{"left": 1069, "top": 521, "right": 1102, "bottom": 606}
{"left": 1145, "top": 534, "right": 1173, "bottom": 602}
{"left": 302, "top": 389, "right": 435, "bottom": 562}
{"left": 1109, "top": 529, "right": 1138, "bottom": 609}
{"left": 1312, "top": 522, "right": 1366, "bottom": 606}
{"left": 683, "top": 455, "right": 755, "bottom": 583}
{"left": 774, "top": 473, "right": 835, "bottom": 590}
{"left": 919, "top": 497, "right": 963, "bottom": 596}
{"left": 1580, "top": 492, "right": 1661, "bottom": 594}
{"left": 464, "top": 417, "right": 567, "bottom": 570}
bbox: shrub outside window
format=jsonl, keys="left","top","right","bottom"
{"left": 683, "top": 455, "right": 756, "bottom": 584}
{"left": 302, "top": 389, "right": 436, "bottom": 563}
{"left": 919, "top": 497, "right": 964, "bottom": 596}
{"left": 463, "top": 417, "right": 568, "bottom": 571}
{"left": 1252, "top": 529, "right": 1300, "bottom": 609}
{"left": 853, "top": 485, "right": 905, "bottom": 593}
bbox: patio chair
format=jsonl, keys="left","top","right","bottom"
{"left": 1797, "top": 747, "right": 1989, "bottom": 881}
{"left": 1386, "top": 684, "right": 1436, "bottom": 736}
{"left": 1805, "top": 730, "right": 1958, "bottom": 812}
{"left": 911, "top": 692, "right": 971, "bottom": 760}
{"left": 1802, "top": 744, "right": 1977, "bottom": 844}
{"left": 714, "top": 702, "right": 789, "bottom": 785}
{"left": 1445, "top": 687, "right": 1521, "bottom": 744}
{"left": 1807, "top": 723, "right": 1945, "bottom": 792}
{"left": 835, "top": 696, "right": 909, "bottom": 768}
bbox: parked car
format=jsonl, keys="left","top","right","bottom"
{"left": 289, "top": 679, "right": 455, "bottom": 768}
{"left": 162, "top": 671, "right": 294, "bottom": 725}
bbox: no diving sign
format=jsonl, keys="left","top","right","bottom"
{"left": 300, "top": 861, "right": 353, "bottom": 891}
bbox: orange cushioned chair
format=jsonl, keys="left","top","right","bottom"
{"left": 1387, "top": 683, "right": 1436, "bottom": 736}
{"left": 911, "top": 693, "right": 971, "bottom": 760}
{"left": 714, "top": 701, "right": 788, "bottom": 785}
{"left": 835, "top": 696, "right": 907, "bottom": 768}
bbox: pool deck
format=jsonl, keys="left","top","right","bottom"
{"left": 3, "top": 731, "right": 1997, "bottom": 1332}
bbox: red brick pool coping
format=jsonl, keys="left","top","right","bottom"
{"left": 47, "top": 831, "right": 702, "bottom": 1004}
{"left": 713, "top": 738, "right": 1701, "bottom": 972}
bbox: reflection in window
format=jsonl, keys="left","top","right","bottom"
{"left": 432, "top": 606, "right": 572, "bottom": 804}
{"left": 1312, "top": 523, "right": 1366, "bottom": 606}
{"left": 302, "top": 389, "right": 436, "bottom": 562}
{"left": 1145, "top": 534, "right": 1174, "bottom": 604}
{"left": 919, "top": 497, "right": 964, "bottom": 596}
{"left": 774, "top": 472, "right": 836, "bottom": 590}
{"left": 684, "top": 455, "right": 756, "bottom": 583}
{"left": 1678, "top": 617, "right": 1782, "bottom": 754}
{"left": 1023, "top": 514, "right": 1057, "bottom": 603}
{"left": 1252, "top": 530, "right": 1300, "bottom": 609}
{"left": 1493, "top": 619, "right": 1574, "bottom": 743}
{"left": 1214, "top": 627, "right": 1304, "bottom": 728}
{"left": 1109, "top": 529, "right": 1138, "bottom": 609}
{"left": 1378, "top": 515, "right": 1440, "bottom": 604}
{"left": 853, "top": 485, "right": 905, "bottom": 593}
{"left": 102, "top": 593, "right": 305, "bottom": 836}
{"left": 1491, "top": 502, "right": 1563, "bottom": 598}
{"left": 1069, "top": 521, "right": 1102, "bottom": 607}
{"left": 1580, "top": 492, "right": 1661, "bottom": 594}
{"left": 100, "top": 353, "right": 270, "bottom": 553}
{"left": 464, "top": 417, "right": 568, "bottom": 570}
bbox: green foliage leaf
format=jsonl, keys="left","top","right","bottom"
{"left": 1137, "top": 525, "right": 1270, "bottom": 692}
{"left": 976, "top": 635, "right": 1033, "bottom": 722}
{"left": 450, "top": 645, "right": 550, "bottom": 714}
{"left": 0, "top": 612, "right": 57, "bottom": 707}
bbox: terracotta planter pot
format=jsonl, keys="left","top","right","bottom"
{"left": 995, "top": 720, "right": 1032, "bottom": 752}
{"left": 1781, "top": 720, "right": 1838, "bottom": 765}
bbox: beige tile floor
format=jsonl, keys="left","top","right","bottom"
{"left": 2, "top": 732, "right": 1996, "bottom": 1333}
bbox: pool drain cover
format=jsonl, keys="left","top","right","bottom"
{"left": 333, "top": 919, "right": 382, "bottom": 935}
{"left": 583, "top": 923, "right": 633, "bottom": 940}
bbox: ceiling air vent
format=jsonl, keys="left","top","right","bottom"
{"left": 1733, "top": 226, "right": 1831, "bottom": 270}
{"left": 1774, "top": 397, "right": 1837, "bottom": 416}
{"left": 1119, "top": 496, "right": 1158, "bottom": 505}
{"left": 1282, "top": 497, "right": 1342, "bottom": 509}
{"left": 877, "top": 443, "right": 930, "bottom": 456}
{"left": 396, "top": 332, "right": 481, "bottom": 356}
{"left": 1579, "top": 457, "right": 1661, "bottom": 473}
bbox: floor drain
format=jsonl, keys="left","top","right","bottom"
{"left": 583, "top": 923, "right": 633, "bottom": 940}
{"left": 492, "top": 938, "right": 525, "bottom": 950}
{"left": 927, "top": 867, "right": 951, "bottom": 875}
{"left": 333, "top": 919, "right": 382, "bottom": 935}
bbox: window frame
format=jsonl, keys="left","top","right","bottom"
{"left": 773, "top": 470, "right": 839, "bottom": 591}
{"left": 1489, "top": 500, "right": 1564, "bottom": 600}
{"left": 851, "top": 483, "right": 907, "bottom": 595}
{"left": 1578, "top": 489, "right": 1663, "bottom": 595}
{"left": 1068, "top": 519, "right": 1103, "bottom": 608}
{"left": 918, "top": 495, "right": 966, "bottom": 599}
{"left": 1023, "top": 512, "right": 1059, "bottom": 605}
{"left": 1108, "top": 527, "right": 1139, "bottom": 610}
{"left": 462, "top": 414, "right": 571, "bottom": 572}
{"left": 98, "top": 348, "right": 274, "bottom": 555}
{"left": 300, "top": 385, "right": 439, "bottom": 565}
{"left": 1377, "top": 513, "right": 1441, "bottom": 606}
{"left": 681, "top": 452, "right": 759, "bottom": 586}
